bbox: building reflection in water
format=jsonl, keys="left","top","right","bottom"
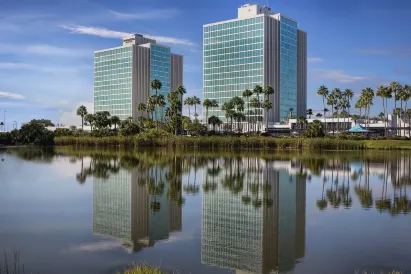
{"left": 92, "top": 166, "right": 182, "bottom": 252}
{"left": 201, "top": 158, "right": 306, "bottom": 274}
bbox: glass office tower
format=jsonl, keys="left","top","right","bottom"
{"left": 94, "top": 34, "right": 183, "bottom": 121}
{"left": 94, "top": 47, "right": 133, "bottom": 119}
{"left": 203, "top": 4, "right": 307, "bottom": 128}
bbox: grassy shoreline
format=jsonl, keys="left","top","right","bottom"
{"left": 54, "top": 134, "right": 411, "bottom": 150}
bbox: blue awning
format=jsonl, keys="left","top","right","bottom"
{"left": 348, "top": 124, "right": 370, "bottom": 133}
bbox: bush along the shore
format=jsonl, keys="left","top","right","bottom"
{"left": 0, "top": 120, "right": 55, "bottom": 146}
{"left": 54, "top": 130, "right": 369, "bottom": 150}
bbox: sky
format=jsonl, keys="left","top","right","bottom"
{"left": 0, "top": 0, "right": 411, "bottom": 130}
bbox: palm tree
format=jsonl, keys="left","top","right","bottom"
{"left": 389, "top": 81, "right": 402, "bottom": 135}
{"left": 150, "top": 79, "right": 162, "bottom": 97}
{"left": 261, "top": 100, "right": 272, "bottom": 131}
{"left": 249, "top": 97, "right": 260, "bottom": 132}
{"left": 316, "top": 113, "right": 323, "bottom": 118}
{"left": 0, "top": 122, "right": 4, "bottom": 131}
{"left": 296, "top": 116, "right": 307, "bottom": 133}
{"left": 147, "top": 98, "right": 155, "bottom": 121}
{"left": 289, "top": 107, "right": 294, "bottom": 119}
{"left": 242, "top": 89, "right": 253, "bottom": 133}
{"left": 137, "top": 103, "right": 147, "bottom": 118}
{"left": 76, "top": 105, "right": 88, "bottom": 130}
{"left": 184, "top": 97, "right": 193, "bottom": 120}
{"left": 253, "top": 85, "right": 263, "bottom": 131}
{"left": 355, "top": 98, "right": 364, "bottom": 126}
{"left": 376, "top": 86, "right": 391, "bottom": 137}
{"left": 157, "top": 94, "right": 166, "bottom": 126}
{"left": 150, "top": 79, "right": 162, "bottom": 126}
{"left": 110, "top": 116, "right": 120, "bottom": 130}
{"left": 307, "top": 108, "right": 313, "bottom": 119}
{"left": 222, "top": 101, "right": 235, "bottom": 131}
{"left": 84, "top": 113, "right": 95, "bottom": 131}
{"left": 407, "top": 109, "right": 411, "bottom": 137}
{"left": 399, "top": 85, "right": 410, "bottom": 136}
{"left": 331, "top": 88, "right": 343, "bottom": 133}
{"left": 263, "top": 85, "right": 274, "bottom": 129}
{"left": 403, "top": 84, "right": 411, "bottom": 136}
{"left": 203, "top": 99, "right": 218, "bottom": 130}
{"left": 361, "top": 87, "right": 374, "bottom": 128}
{"left": 343, "top": 89, "right": 354, "bottom": 117}
{"left": 327, "top": 91, "right": 337, "bottom": 134}
{"left": 317, "top": 85, "right": 329, "bottom": 132}
{"left": 192, "top": 96, "right": 201, "bottom": 123}
{"left": 208, "top": 115, "right": 222, "bottom": 131}
{"left": 175, "top": 85, "right": 187, "bottom": 98}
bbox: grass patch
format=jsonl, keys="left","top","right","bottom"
{"left": 362, "top": 140, "right": 411, "bottom": 150}
{"left": 114, "top": 264, "right": 163, "bottom": 274}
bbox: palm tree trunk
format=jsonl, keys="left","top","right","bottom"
{"left": 359, "top": 107, "right": 362, "bottom": 126}
{"left": 336, "top": 109, "right": 339, "bottom": 133}
{"left": 385, "top": 98, "right": 389, "bottom": 138}
{"left": 247, "top": 98, "right": 250, "bottom": 134}
{"left": 400, "top": 100, "right": 403, "bottom": 136}
{"left": 394, "top": 93, "right": 398, "bottom": 135}
{"left": 323, "top": 97, "right": 327, "bottom": 133}
{"left": 206, "top": 108, "right": 209, "bottom": 130}
{"left": 332, "top": 105, "right": 335, "bottom": 134}
{"left": 81, "top": 117, "right": 84, "bottom": 130}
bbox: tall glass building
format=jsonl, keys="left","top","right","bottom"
{"left": 203, "top": 4, "right": 307, "bottom": 128}
{"left": 94, "top": 34, "right": 183, "bottom": 121}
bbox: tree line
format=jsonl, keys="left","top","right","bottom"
{"left": 315, "top": 82, "right": 411, "bottom": 136}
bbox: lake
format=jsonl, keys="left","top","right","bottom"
{"left": 0, "top": 147, "right": 410, "bottom": 274}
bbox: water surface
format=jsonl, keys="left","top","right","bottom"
{"left": 0, "top": 147, "right": 410, "bottom": 274}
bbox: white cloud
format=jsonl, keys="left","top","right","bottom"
{"left": 60, "top": 25, "right": 197, "bottom": 46}
{"left": 311, "top": 69, "right": 369, "bottom": 83}
{"left": 0, "top": 43, "right": 90, "bottom": 57}
{"left": 308, "top": 57, "right": 324, "bottom": 63}
{"left": 110, "top": 8, "right": 180, "bottom": 20}
{"left": 60, "top": 25, "right": 130, "bottom": 39}
{"left": 0, "top": 91, "right": 25, "bottom": 100}
{"left": 0, "top": 62, "right": 88, "bottom": 74}
{"left": 60, "top": 102, "right": 94, "bottom": 127}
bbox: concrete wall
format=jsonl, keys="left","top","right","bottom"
{"left": 297, "top": 30, "right": 307, "bottom": 118}
{"left": 170, "top": 54, "right": 184, "bottom": 93}
{"left": 264, "top": 16, "right": 281, "bottom": 123}
{"left": 132, "top": 46, "right": 151, "bottom": 120}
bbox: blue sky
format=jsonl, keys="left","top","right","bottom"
{"left": 0, "top": 0, "right": 410, "bottom": 129}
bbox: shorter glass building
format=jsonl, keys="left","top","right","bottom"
{"left": 94, "top": 34, "right": 183, "bottom": 121}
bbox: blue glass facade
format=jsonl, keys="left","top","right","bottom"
{"left": 279, "top": 16, "right": 298, "bottom": 121}
{"left": 94, "top": 46, "right": 133, "bottom": 120}
{"left": 150, "top": 44, "right": 171, "bottom": 121}
{"left": 203, "top": 17, "right": 264, "bottom": 122}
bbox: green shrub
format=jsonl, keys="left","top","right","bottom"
{"left": 54, "top": 128, "right": 73, "bottom": 137}
{"left": 0, "top": 132, "right": 12, "bottom": 146}
{"left": 119, "top": 123, "right": 140, "bottom": 136}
